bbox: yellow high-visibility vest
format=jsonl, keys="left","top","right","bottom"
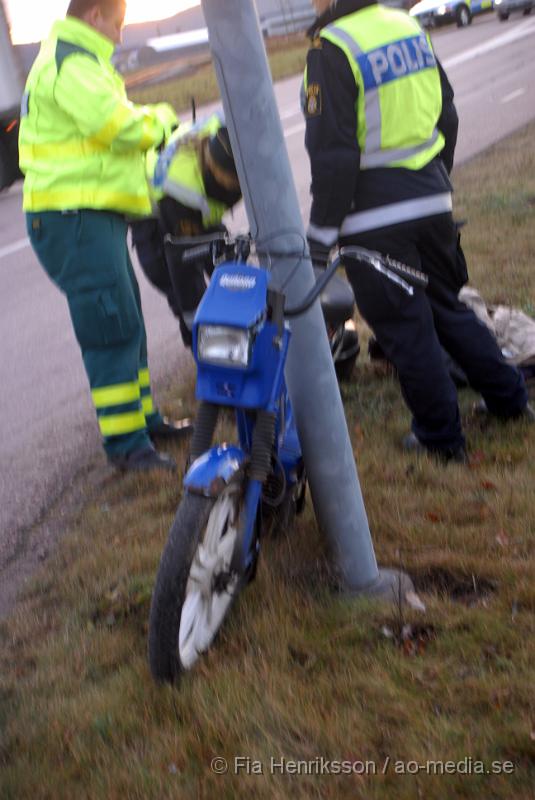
{"left": 19, "top": 16, "right": 177, "bottom": 215}
{"left": 316, "top": 5, "right": 445, "bottom": 171}
{"left": 150, "top": 113, "right": 228, "bottom": 227}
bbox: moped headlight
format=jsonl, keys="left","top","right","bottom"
{"left": 197, "top": 325, "right": 252, "bottom": 368}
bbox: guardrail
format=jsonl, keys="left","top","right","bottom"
{"left": 260, "top": 8, "right": 315, "bottom": 36}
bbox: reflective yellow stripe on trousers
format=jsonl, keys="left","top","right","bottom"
{"left": 91, "top": 381, "right": 146, "bottom": 437}
{"left": 139, "top": 368, "right": 155, "bottom": 416}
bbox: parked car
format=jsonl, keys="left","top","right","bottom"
{"left": 409, "top": 0, "right": 494, "bottom": 27}
{"left": 494, "top": 0, "right": 533, "bottom": 19}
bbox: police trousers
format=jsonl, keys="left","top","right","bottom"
{"left": 27, "top": 209, "right": 163, "bottom": 457}
{"left": 342, "top": 212, "right": 527, "bottom": 454}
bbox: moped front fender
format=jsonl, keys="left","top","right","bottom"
{"left": 184, "top": 444, "right": 246, "bottom": 498}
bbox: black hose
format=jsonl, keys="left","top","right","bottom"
{"left": 249, "top": 411, "right": 276, "bottom": 483}
{"left": 189, "top": 402, "right": 219, "bottom": 461}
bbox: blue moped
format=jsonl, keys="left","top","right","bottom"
{"left": 148, "top": 235, "right": 425, "bottom": 683}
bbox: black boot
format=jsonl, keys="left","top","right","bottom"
{"left": 402, "top": 432, "right": 468, "bottom": 464}
{"left": 108, "top": 444, "right": 177, "bottom": 473}
{"left": 148, "top": 416, "right": 194, "bottom": 442}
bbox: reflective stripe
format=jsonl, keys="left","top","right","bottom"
{"left": 19, "top": 106, "right": 136, "bottom": 162}
{"left": 19, "top": 139, "right": 108, "bottom": 161}
{"left": 142, "top": 395, "right": 155, "bottom": 415}
{"left": 300, "top": 77, "right": 307, "bottom": 113}
{"left": 162, "top": 177, "right": 210, "bottom": 218}
{"left": 138, "top": 368, "right": 155, "bottom": 415}
{"left": 98, "top": 410, "right": 146, "bottom": 437}
{"left": 307, "top": 223, "right": 339, "bottom": 247}
{"left": 95, "top": 103, "right": 133, "bottom": 147}
{"left": 138, "top": 368, "right": 150, "bottom": 388}
{"left": 22, "top": 188, "right": 150, "bottom": 214}
{"left": 361, "top": 128, "right": 440, "bottom": 168}
{"left": 340, "top": 192, "right": 452, "bottom": 236}
{"left": 92, "top": 382, "right": 140, "bottom": 408}
{"left": 326, "top": 25, "right": 383, "bottom": 158}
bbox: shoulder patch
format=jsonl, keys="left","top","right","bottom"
{"left": 311, "top": 36, "right": 323, "bottom": 50}
{"left": 55, "top": 39, "right": 98, "bottom": 73}
{"left": 305, "top": 83, "right": 322, "bottom": 118}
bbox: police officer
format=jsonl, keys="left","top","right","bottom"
{"left": 304, "top": 0, "right": 532, "bottom": 462}
{"left": 19, "top": 0, "right": 193, "bottom": 472}
{"left": 131, "top": 113, "right": 242, "bottom": 347}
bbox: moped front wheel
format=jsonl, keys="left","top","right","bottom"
{"left": 148, "top": 483, "right": 243, "bottom": 683}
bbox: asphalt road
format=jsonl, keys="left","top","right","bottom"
{"left": 1, "top": 13, "right": 534, "bottom": 616}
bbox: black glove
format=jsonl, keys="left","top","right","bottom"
{"left": 307, "top": 236, "right": 331, "bottom": 270}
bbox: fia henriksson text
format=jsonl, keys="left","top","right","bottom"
{"left": 210, "top": 756, "right": 516, "bottom": 776}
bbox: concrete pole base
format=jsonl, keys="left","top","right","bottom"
{"left": 345, "top": 568, "right": 419, "bottom": 606}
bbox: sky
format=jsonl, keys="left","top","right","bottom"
{"left": 5, "top": 0, "right": 201, "bottom": 44}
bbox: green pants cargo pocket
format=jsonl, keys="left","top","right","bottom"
{"left": 67, "top": 286, "right": 138, "bottom": 349}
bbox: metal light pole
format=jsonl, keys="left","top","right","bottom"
{"left": 201, "top": 0, "right": 412, "bottom": 598}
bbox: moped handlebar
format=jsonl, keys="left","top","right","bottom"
{"left": 179, "top": 232, "right": 250, "bottom": 265}
{"left": 173, "top": 231, "right": 427, "bottom": 318}
{"left": 182, "top": 242, "right": 212, "bottom": 264}
{"left": 283, "top": 255, "right": 342, "bottom": 318}
{"left": 340, "top": 246, "right": 428, "bottom": 293}
{"left": 284, "top": 246, "right": 428, "bottom": 317}
{"left": 169, "top": 231, "right": 228, "bottom": 265}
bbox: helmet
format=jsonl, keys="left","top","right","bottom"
{"left": 202, "top": 126, "right": 242, "bottom": 208}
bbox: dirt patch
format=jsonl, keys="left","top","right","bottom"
{"left": 412, "top": 566, "right": 497, "bottom": 606}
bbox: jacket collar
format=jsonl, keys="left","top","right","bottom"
{"left": 307, "top": 0, "right": 378, "bottom": 38}
{"left": 50, "top": 16, "right": 115, "bottom": 61}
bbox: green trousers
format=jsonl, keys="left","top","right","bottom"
{"left": 27, "top": 209, "right": 164, "bottom": 456}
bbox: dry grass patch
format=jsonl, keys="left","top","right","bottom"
{"left": 1, "top": 126, "right": 535, "bottom": 799}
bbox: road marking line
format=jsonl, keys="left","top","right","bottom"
{"left": 501, "top": 88, "right": 525, "bottom": 104}
{"left": 0, "top": 237, "right": 29, "bottom": 261}
{"left": 443, "top": 18, "right": 535, "bottom": 69}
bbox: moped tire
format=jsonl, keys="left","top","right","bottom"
{"left": 148, "top": 484, "right": 244, "bottom": 683}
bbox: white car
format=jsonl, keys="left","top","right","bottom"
{"left": 409, "top": 0, "right": 494, "bottom": 28}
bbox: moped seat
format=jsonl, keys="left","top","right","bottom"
{"left": 315, "top": 267, "right": 355, "bottom": 328}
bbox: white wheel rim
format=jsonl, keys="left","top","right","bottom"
{"left": 179, "top": 487, "right": 240, "bottom": 669}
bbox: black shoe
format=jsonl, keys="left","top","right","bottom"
{"left": 108, "top": 445, "right": 177, "bottom": 473}
{"left": 148, "top": 416, "right": 194, "bottom": 442}
{"left": 402, "top": 432, "right": 468, "bottom": 464}
{"left": 474, "top": 399, "right": 535, "bottom": 423}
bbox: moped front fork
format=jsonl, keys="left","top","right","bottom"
{"left": 231, "top": 408, "right": 277, "bottom": 576}
{"left": 230, "top": 478, "right": 263, "bottom": 578}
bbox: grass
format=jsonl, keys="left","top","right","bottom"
{"left": 1, "top": 123, "right": 535, "bottom": 799}
{"left": 128, "top": 33, "right": 309, "bottom": 111}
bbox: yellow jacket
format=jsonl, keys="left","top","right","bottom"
{"left": 19, "top": 16, "right": 177, "bottom": 215}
